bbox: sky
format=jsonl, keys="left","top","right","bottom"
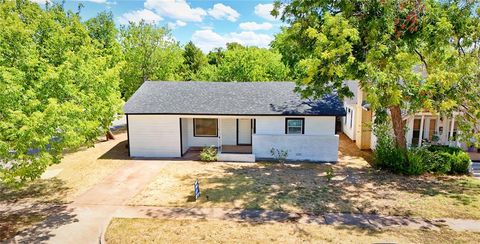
{"left": 32, "top": 0, "right": 284, "bottom": 52}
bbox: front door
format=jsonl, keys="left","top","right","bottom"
{"left": 237, "top": 119, "right": 252, "bottom": 145}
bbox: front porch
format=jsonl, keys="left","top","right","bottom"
{"left": 180, "top": 117, "right": 256, "bottom": 162}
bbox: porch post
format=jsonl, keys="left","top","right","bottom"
{"left": 217, "top": 118, "right": 222, "bottom": 152}
{"left": 449, "top": 115, "right": 455, "bottom": 141}
{"left": 418, "top": 115, "right": 425, "bottom": 147}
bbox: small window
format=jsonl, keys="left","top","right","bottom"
{"left": 194, "top": 118, "right": 218, "bottom": 137}
{"left": 286, "top": 118, "right": 304, "bottom": 134}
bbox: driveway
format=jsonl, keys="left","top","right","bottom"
{"left": 12, "top": 160, "right": 171, "bottom": 244}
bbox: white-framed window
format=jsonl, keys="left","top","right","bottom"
{"left": 285, "top": 118, "right": 304, "bottom": 134}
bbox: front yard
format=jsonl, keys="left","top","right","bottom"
{"left": 0, "top": 132, "right": 129, "bottom": 241}
{"left": 2, "top": 132, "right": 480, "bottom": 242}
{"left": 129, "top": 134, "right": 480, "bottom": 220}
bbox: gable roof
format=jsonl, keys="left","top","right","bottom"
{"left": 123, "top": 81, "right": 346, "bottom": 116}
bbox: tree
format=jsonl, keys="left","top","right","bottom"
{"left": 0, "top": 1, "right": 122, "bottom": 186}
{"left": 273, "top": 0, "right": 480, "bottom": 148}
{"left": 207, "top": 47, "right": 225, "bottom": 65}
{"left": 85, "top": 11, "right": 123, "bottom": 66}
{"left": 198, "top": 44, "right": 290, "bottom": 82}
{"left": 181, "top": 41, "right": 207, "bottom": 80}
{"left": 119, "top": 21, "right": 183, "bottom": 99}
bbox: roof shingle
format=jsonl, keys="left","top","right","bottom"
{"left": 123, "top": 81, "right": 346, "bottom": 116}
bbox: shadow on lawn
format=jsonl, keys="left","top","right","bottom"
{"left": 194, "top": 135, "right": 480, "bottom": 218}
{"left": 0, "top": 179, "right": 77, "bottom": 242}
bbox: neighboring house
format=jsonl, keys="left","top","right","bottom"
{"left": 342, "top": 80, "right": 469, "bottom": 151}
{"left": 123, "top": 81, "right": 346, "bottom": 162}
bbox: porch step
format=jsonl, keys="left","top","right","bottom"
{"left": 217, "top": 153, "right": 255, "bottom": 162}
{"left": 472, "top": 162, "right": 480, "bottom": 178}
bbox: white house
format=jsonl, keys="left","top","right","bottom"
{"left": 123, "top": 81, "right": 346, "bottom": 162}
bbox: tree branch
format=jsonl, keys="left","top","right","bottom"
{"left": 414, "top": 49, "right": 428, "bottom": 72}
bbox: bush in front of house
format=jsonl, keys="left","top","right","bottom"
{"left": 199, "top": 146, "right": 217, "bottom": 162}
{"left": 373, "top": 124, "right": 471, "bottom": 175}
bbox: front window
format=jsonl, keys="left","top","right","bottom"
{"left": 194, "top": 118, "right": 218, "bottom": 137}
{"left": 286, "top": 118, "right": 304, "bottom": 134}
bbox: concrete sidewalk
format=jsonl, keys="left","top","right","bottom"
{"left": 11, "top": 161, "right": 170, "bottom": 244}
{"left": 110, "top": 205, "right": 480, "bottom": 232}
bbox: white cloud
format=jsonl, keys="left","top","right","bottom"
{"left": 145, "top": 0, "right": 207, "bottom": 22}
{"left": 192, "top": 29, "right": 273, "bottom": 52}
{"left": 254, "top": 3, "right": 279, "bottom": 21}
{"left": 30, "top": 0, "right": 50, "bottom": 4}
{"left": 239, "top": 22, "right": 273, "bottom": 31}
{"left": 207, "top": 3, "right": 240, "bottom": 22}
{"left": 168, "top": 20, "right": 187, "bottom": 29}
{"left": 118, "top": 9, "right": 163, "bottom": 25}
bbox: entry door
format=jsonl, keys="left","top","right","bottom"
{"left": 237, "top": 119, "right": 252, "bottom": 145}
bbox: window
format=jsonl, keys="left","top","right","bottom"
{"left": 285, "top": 118, "right": 304, "bottom": 134}
{"left": 349, "top": 109, "right": 353, "bottom": 128}
{"left": 194, "top": 118, "right": 217, "bottom": 137}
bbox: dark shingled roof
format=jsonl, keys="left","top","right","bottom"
{"left": 123, "top": 81, "right": 346, "bottom": 116}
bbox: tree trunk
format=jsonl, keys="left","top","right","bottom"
{"left": 106, "top": 130, "right": 115, "bottom": 140}
{"left": 389, "top": 105, "right": 407, "bottom": 149}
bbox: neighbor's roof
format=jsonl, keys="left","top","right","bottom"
{"left": 123, "top": 81, "right": 346, "bottom": 116}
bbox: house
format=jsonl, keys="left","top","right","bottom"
{"left": 123, "top": 81, "right": 346, "bottom": 162}
{"left": 342, "top": 80, "right": 469, "bottom": 151}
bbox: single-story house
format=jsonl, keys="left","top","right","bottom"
{"left": 123, "top": 81, "right": 346, "bottom": 162}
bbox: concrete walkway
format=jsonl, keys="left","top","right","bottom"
{"left": 12, "top": 161, "right": 171, "bottom": 244}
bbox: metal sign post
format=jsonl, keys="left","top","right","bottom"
{"left": 194, "top": 179, "right": 201, "bottom": 200}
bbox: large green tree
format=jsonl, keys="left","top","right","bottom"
{"left": 85, "top": 11, "right": 123, "bottom": 67}
{"left": 198, "top": 43, "right": 290, "bottom": 82}
{"left": 0, "top": 1, "right": 122, "bottom": 185}
{"left": 181, "top": 41, "right": 207, "bottom": 80}
{"left": 273, "top": 0, "right": 480, "bottom": 148}
{"left": 119, "top": 22, "right": 183, "bottom": 99}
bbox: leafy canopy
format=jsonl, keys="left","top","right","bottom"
{"left": 119, "top": 21, "right": 183, "bottom": 99}
{"left": 0, "top": 1, "right": 122, "bottom": 186}
{"left": 273, "top": 0, "right": 480, "bottom": 147}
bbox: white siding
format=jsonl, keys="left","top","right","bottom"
{"left": 255, "top": 117, "right": 285, "bottom": 135}
{"left": 255, "top": 116, "right": 336, "bottom": 135}
{"left": 252, "top": 116, "right": 338, "bottom": 161}
{"left": 253, "top": 134, "right": 339, "bottom": 161}
{"left": 305, "top": 117, "right": 336, "bottom": 135}
{"left": 128, "top": 115, "right": 180, "bottom": 157}
{"left": 220, "top": 118, "right": 236, "bottom": 145}
{"left": 181, "top": 118, "right": 189, "bottom": 154}
{"left": 342, "top": 105, "right": 355, "bottom": 140}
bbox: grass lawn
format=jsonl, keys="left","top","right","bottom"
{"left": 129, "top": 134, "right": 480, "bottom": 220}
{"left": 105, "top": 218, "right": 480, "bottom": 243}
{"left": 0, "top": 131, "right": 129, "bottom": 241}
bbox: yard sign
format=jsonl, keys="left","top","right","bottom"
{"left": 194, "top": 179, "right": 201, "bottom": 200}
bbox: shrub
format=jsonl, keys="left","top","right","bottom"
{"left": 450, "top": 151, "right": 471, "bottom": 174}
{"left": 199, "top": 146, "right": 217, "bottom": 162}
{"left": 270, "top": 148, "right": 288, "bottom": 164}
{"left": 372, "top": 123, "right": 470, "bottom": 175}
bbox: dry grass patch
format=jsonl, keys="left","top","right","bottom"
{"left": 105, "top": 218, "right": 480, "bottom": 244}
{"left": 130, "top": 134, "right": 480, "bottom": 220}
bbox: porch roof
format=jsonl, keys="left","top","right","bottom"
{"left": 124, "top": 81, "right": 346, "bottom": 116}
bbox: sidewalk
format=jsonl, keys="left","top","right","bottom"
{"left": 109, "top": 205, "right": 480, "bottom": 232}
